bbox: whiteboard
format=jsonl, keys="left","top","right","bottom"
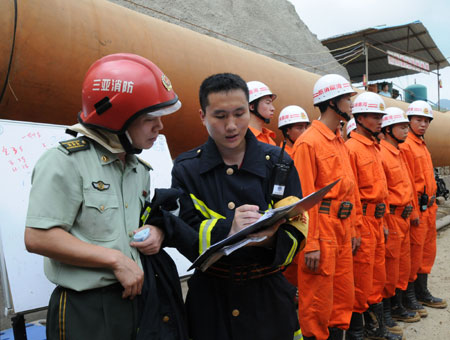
{"left": 0, "top": 119, "right": 192, "bottom": 315}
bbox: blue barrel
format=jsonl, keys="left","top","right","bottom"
{"left": 405, "top": 84, "right": 427, "bottom": 103}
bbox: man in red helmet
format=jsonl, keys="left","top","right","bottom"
{"left": 24, "top": 53, "right": 183, "bottom": 340}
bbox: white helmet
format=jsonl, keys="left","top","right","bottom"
{"left": 382, "top": 107, "right": 409, "bottom": 128}
{"left": 352, "top": 92, "right": 387, "bottom": 115}
{"left": 406, "top": 100, "right": 433, "bottom": 121}
{"left": 313, "top": 74, "right": 357, "bottom": 105}
{"left": 346, "top": 118, "right": 356, "bottom": 136}
{"left": 247, "top": 81, "right": 277, "bottom": 103}
{"left": 278, "top": 105, "right": 310, "bottom": 129}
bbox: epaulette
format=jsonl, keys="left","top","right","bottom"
{"left": 59, "top": 137, "right": 90, "bottom": 153}
{"left": 174, "top": 147, "right": 203, "bottom": 163}
{"left": 137, "top": 157, "right": 153, "bottom": 171}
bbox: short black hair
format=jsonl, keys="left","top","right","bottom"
{"left": 199, "top": 73, "right": 249, "bottom": 112}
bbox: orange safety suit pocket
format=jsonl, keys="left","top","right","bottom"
{"left": 385, "top": 230, "right": 399, "bottom": 259}
{"left": 385, "top": 164, "right": 402, "bottom": 187}
{"left": 317, "top": 153, "right": 341, "bottom": 181}
{"left": 357, "top": 156, "right": 374, "bottom": 185}
{"left": 353, "top": 231, "right": 373, "bottom": 264}
{"left": 301, "top": 239, "right": 337, "bottom": 276}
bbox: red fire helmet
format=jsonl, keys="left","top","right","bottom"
{"left": 79, "top": 53, "right": 180, "bottom": 133}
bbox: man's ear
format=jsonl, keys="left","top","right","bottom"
{"left": 199, "top": 109, "right": 206, "bottom": 126}
{"left": 249, "top": 103, "right": 254, "bottom": 112}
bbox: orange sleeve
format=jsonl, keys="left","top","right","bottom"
{"left": 346, "top": 145, "right": 363, "bottom": 237}
{"left": 292, "top": 141, "right": 320, "bottom": 252}
{"left": 403, "top": 150, "right": 420, "bottom": 220}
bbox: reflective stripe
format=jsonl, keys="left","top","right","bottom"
{"left": 190, "top": 194, "right": 225, "bottom": 254}
{"left": 281, "top": 230, "right": 298, "bottom": 266}
{"left": 199, "top": 218, "right": 220, "bottom": 254}
{"left": 190, "top": 193, "right": 224, "bottom": 219}
{"left": 293, "top": 328, "right": 303, "bottom": 340}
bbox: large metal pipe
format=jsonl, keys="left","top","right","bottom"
{"left": 1, "top": 0, "right": 449, "bottom": 165}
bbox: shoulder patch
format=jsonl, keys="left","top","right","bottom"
{"left": 59, "top": 137, "right": 90, "bottom": 153}
{"left": 175, "top": 147, "right": 203, "bottom": 163}
{"left": 137, "top": 157, "right": 153, "bottom": 170}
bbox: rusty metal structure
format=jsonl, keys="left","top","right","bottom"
{"left": 1, "top": 0, "right": 449, "bottom": 165}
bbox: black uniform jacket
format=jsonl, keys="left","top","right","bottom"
{"left": 170, "top": 130, "right": 305, "bottom": 340}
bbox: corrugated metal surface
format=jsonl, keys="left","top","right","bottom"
{"left": 321, "top": 21, "right": 449, "bottom": 82}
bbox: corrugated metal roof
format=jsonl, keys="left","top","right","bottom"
{"left": 321, "top": 21, "right": 449, "bottom": 82}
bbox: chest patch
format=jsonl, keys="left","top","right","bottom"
{"left": 92, "top": 181, "right": 110, "bottom": 191}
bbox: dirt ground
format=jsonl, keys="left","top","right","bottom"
{"left": 402, "top": 224, "right": 450, "bottom": 339}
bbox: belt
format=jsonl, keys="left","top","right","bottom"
{"left": 206, "top": 263, "right": 281, "bottom": 281}
{"left": 428, "top": 195, "right": 436, "bottom": 207}
{"left": 389, "top": 204, "right": 413, "bottom": 219}
{"left": 362, "top": 202, "right": 386, "bottom": 219}
{"left": 318, "top": 199, "right": 353, "bottom": 219}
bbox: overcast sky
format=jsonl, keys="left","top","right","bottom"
{"left": 288, "top": 0, "right": 450, "bottom": 106}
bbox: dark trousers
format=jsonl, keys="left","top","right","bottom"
{"left": 46, "top": 283, "right": 138, "bottom": 340}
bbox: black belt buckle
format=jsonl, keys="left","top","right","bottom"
{"left": 374, "top": 203, "right": 386, "bottom": 219}
{"left": 337, "top": 201, "right": 353, "bottom": 219}
{"left": 401, "top": 205, "right": 413, "bottom": 219}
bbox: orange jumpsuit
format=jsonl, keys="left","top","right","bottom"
{"left": 399, "top": 132, "right": 437, "bottom": 279}
{"left": 345, "top": 131, "right": 388, "bottom": 313}
{"left": 249, "top": 126, "right": 276, "bottom": 145}
{"left": 379, "top": 139, "right": 419, "bottom": 297}
{"left": 292, "top": 120, "right": 359, "bottom": 340}
{"left": 280, "top": 141, "right": 298, "bottom": 286}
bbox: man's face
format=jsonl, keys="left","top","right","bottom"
{"left": 391, "top": 122, "right": 409, "bottom": 140}
{"left": 127, "top": 114, "right": 163, "bottom": 150}
{"left": 358, "top": 112, "right": 384, "bottom": 133}
{"left": 409, "top": 115, "right": 430, "bottom": 136}
{"left": 254, "top": 95, "right": 275, "bottom": 120}
{"left": 336, "top": 94, "right": 353, "bottom": 116}
{"left": 200, "top": 89, "right": 250, "bottom": 152}
{"left": 287, "top": 122, "right": 309, "bottom": 142}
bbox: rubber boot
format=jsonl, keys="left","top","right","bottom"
{"left": 415, "top": 273, "right": 448, "bottom": 308}
{"left": 363, "top": 303, "right": 403, "bottom": 340}
{"left": 345, "top": 312, "right": 364, "bottom": 340}
{"left": 383, "top": 298, "right": 403, "bottom": 335}
{"left": 391, "top": 289, "right": 421, "bottom": 323}
{"left": 403, "top": 282, "right": 428, "bottom": 317}
{"left": 327, "top": 327, "right": 343, "bottom": 340}
{"left": 302, "top": 336, "right": 316, "bottom": 340}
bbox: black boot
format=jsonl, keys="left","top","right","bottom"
{"left": 403, "top": 282, "right": 428, "bottom": 317}
{"left": 363, "top": 303, "right": 403, "bottom": 340}
{"left": 383, "top": 298, "right": 403, "bottom": 335}
{"left": 391, "top": 289, "right": 421, "bottom": 322}
{"left": 302, "top": 336, "right": 316, "bottom": 340}
{"left": 327, "top": 327, "right": 343, "bottom": 340}
{"left": 415, "top": 273, "right": 448, "bottom": 308}
{"left": 345, "top": 312, "right": 364, "bottom": 340}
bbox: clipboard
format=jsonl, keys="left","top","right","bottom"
{"left": 189, "top": 179, "right": 340, "bottom": 271}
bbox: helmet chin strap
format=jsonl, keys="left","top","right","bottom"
{"left": 355, "top": 116, "right": 380, "bottom": 138}
{"left": 387, "top": 128, "right": 406, "bottom": 144}
{"left": 118, "top": 132, "right": 142, "bottom": 154}
{"left": 251, "top": 108, "right": 270, "bottom": 124}
{"left": 409, "top": 124, "right": 424, "bottom": 139}
{"left": 330, "top": 98, "right": 351, "bottom": 122}
{"left": 250, "top": 100, "right": 270, "bottom": 124}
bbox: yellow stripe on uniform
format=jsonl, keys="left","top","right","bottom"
{"left": 190, "top": 194, "right": 225, "bottom": 220}
{"left": 58, "top": 290, "right": 67, "bottom": 340}
{"left": 199, "top": 218, "right": 221, "bottom": 254}
{"left": 281, "top": 230, "right": 298, "bottom": 266}
{"left": 190, "top": 193, "right": 225, "bottom": 254}
{"left": 294, "top": 328, "right": 303, "bottom": 340}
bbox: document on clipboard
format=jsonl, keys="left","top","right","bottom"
{"left": 189, "top": 179, "right": 340, "bottom": 271}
